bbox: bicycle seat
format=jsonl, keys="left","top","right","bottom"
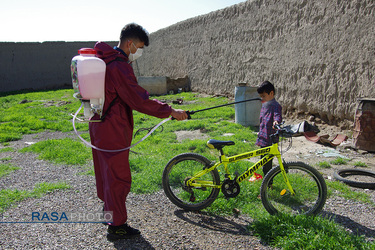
{"left": 207, "top": 139, "right": 235, "bottom": 149}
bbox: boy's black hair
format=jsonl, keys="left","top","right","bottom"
{"left": 120, "top": 23, "right": 149, "bottom": 46}
{"left": 257, "top": 81, "right": 275, "bottom": 94}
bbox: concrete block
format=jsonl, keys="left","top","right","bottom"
{"left": 137, "top": 76, "right": 167, "bottom": 95}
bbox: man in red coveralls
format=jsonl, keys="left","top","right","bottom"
{"left": 89, "top": 23, "right": 187, "bottom": 241}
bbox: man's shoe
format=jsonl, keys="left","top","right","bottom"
{"left": 107, "top": 223, "right": 141, "bottom": 241}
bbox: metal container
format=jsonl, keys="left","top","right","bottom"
{"left": 234, "top": 85, "right": 261, "bottom": 127}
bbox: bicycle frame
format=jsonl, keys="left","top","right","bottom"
{"left": 186, "top": 142, "right": 296, "bottom": 195}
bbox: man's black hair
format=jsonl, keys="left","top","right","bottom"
{"left": 120, "top": 23, "right": 149, "bottom": 46}
{"left": 257, "top": 81, "right": 275, "bottom": 94}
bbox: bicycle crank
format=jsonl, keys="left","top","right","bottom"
{"left": 221, "top": 178, "right": 240, "bottom": 198}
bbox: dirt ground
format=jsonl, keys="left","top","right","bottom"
{"left": 281, "top": 116, "right": 375, "bottom": 175}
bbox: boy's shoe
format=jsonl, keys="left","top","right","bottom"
{"left": 107, "top": 223, "right": 141, "bottom": 241}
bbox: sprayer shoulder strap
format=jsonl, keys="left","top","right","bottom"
{"left": 100, "top": 96, "right": 117, "bottom": 121}
{"left": 100, "top": 57, "right": 125, "bottom": 121}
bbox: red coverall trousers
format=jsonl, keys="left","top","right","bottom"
{"left": 89, "top": 42, "right": 172, "bottom": 226}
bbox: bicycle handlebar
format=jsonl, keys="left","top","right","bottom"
{"left": 274, "top": 122, "right": 285, "bottom": 132}
{"left": 272, "top": 122, "right": 294, "bottom": 138}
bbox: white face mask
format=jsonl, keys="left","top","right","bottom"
{"left": 129, "top": 42, "right": 143, "bottom": 62}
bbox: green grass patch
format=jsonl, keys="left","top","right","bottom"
{"left": 31, "top": 182, "right": 71, "bottom": 197}
{"left": 330, "top": 157, "right": 349, "bottom": 165}
{"left": 0, "top": 189, "right": 29, "bottom": 213}
{"left": 0, "top": 163, "right": 19, "bottom": 178}
{"left": 78, "top": 166, "right": 95, "bottom": 176}
{"left": 0, "top": 182, "right": 71, "bottom": 213}
{"left": 327, "top": 180, "right": 374, "bottom": 206}
{"left": 353, "top": 161, "right": 368, "bottom": 168}
{"left": 0, "top": 147, "right": 14, "bottom": 153}
{"left": 0, "top": 89, "right": 87, "bottom": 143}
{"left": 20, "top": 137, "right": 92, "bottom": 165}
{"left": 249, "top": 213, "right": 374, "bottom": 249}
{"left": 206, "top": 171, "right": 270, "bottom": 218}
{"left": 317, "top": 161, "right": 331, "bottom": 169}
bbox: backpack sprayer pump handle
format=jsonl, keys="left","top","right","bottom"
{"left": 171, "top": 111, "right": 192, "bottom": 120}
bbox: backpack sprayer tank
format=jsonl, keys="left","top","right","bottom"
{"left": 71, "top": 48, "right": 106, "bottom": 120}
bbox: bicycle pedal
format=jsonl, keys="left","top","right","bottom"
{"left": 280, "top": 189, "right": 287, "bottom": 196}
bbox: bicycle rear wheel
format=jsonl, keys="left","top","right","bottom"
{"left": 260, "top": 162, "right": 327, "bottom": 216}
{"left": 162, "top": 153, "right": 220, "bottom": 211}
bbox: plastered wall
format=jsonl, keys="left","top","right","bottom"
{"left": 0, "top": 41, "right": 115, "bottom": 92}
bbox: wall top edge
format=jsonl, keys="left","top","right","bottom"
{"left": 0, "top": 41, "right": 117, "bottom": 45}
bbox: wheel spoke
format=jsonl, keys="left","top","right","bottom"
{"left": 163, "top": 153, "right": 220, "bottom": 211}
{"left": 261, "top": 162, "right": 327, "bottom": 216}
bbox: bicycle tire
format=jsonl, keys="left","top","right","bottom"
{"left": 260, "top": 162, "right": 327, "bottom": 216}
{"left": 162, "top": 153, "right": 220, "bottom": 211}
{"left": 333, "top": 168, "right": 375, "bottom": 189}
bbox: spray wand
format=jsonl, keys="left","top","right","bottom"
{"left": 74, "top": 97, "right": 261, "bottom": 152}
{"left": 188, "top": 97, "right": 261, "bottom": 117}
{"left": 138, "top": 97, "right": 261, "bottom": 136}
{"left": 172, "top": 97, "right": 261, "bottom": 120}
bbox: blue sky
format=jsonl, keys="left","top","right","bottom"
{"left": 0, "top": 0, "right": 245, "bottom": 42}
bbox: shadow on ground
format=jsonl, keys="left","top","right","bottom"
{"left": 174, "top": 209, "right": 251, "bottom": 235}
{"left": 322, "top": 211, "right": 375, "bottom": 239}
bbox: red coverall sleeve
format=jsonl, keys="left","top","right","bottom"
{"left": 110, "top": 63, "right": 172, "bottom": 118}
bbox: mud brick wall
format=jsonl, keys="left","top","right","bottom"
{"left": 136, "top": 0, "right": 375, "bottom": 124}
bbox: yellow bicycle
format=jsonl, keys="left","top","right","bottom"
{"left": 162, "top": 124, "right": 327, "bottom": 216}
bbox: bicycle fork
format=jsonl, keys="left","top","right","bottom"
{"left": 276, "top": 156, "right": 296, "bottom": 196}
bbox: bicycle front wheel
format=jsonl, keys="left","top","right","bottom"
{"left": 162, "top": 153, "right": 220, "bottom": 211}
{"left": 260, "top": 162, "right": 327, "bottom": 216}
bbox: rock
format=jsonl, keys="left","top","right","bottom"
{"left": 357, "top": 149, "right": 368, "bottom": 155}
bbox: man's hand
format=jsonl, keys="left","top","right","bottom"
{"left": 171, "top": 109, "right": 188, "bottom": 121}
